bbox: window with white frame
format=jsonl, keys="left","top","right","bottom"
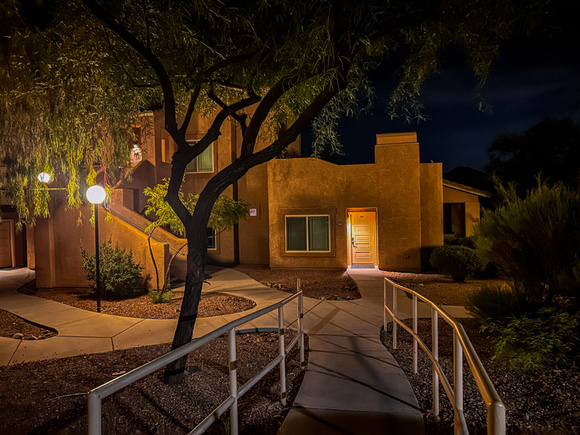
{"left": 285, "top": 215, "right": 330, "bottom": 252}
{"left": 185, "top": 142, "right": 214, "bottom": 173}
{"left": 207, "top": 228, "right": 217, "bottom": 250}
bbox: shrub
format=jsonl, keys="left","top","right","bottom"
{"left": 466, "top": 283, "right": 523, "bottom": 322}
{"left": 81, "top": 240, "right": 143, "bottom": 298}
{"left": 148, "top": 288, "right": 174, "bottom": 304}
{"left": 445, "top": 236, "right": 476, "bottom": 249}
{"left": 430, "top": 245, "right": 484, "bottom": 282}
{"left": 474, "top": 181, "right": 580, "bottom": 304}
{"left": 480, "top": 298, "right": 580, "bottom": 369}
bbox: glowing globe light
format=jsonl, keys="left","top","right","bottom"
{"left": 37, "top": 172, "right": 51, "bottom": 183}
{"left": 86, "top": 185, "right": 106, "bottom": 204}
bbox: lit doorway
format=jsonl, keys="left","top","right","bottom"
{"left": 347, "top": 209, "right": 377, "bottom": 268}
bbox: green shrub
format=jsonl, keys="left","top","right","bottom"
{"left": 148, "top": 289, "right": 174, "bottom": 304}
{"left": 481, "top": 298, "right": 580, "bottom": 369}
{"left": 474, "top": 181, "right": 580, "bottom": 304}
{"left": 466, "top": 283, "right": 523, "bottom": 322}
{"left": 81, "top": 240, "right": 143, "bottom": 298}
{"left": 430, "top": 245, "right": 484, "bottom": 282}
{"left": 445, "top": 236, "right": 476, "bottom": 249}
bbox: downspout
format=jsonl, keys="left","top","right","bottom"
{"left": 231, "top": 122, "right": 240, "bottom": 265}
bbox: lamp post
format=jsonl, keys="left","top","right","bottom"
{"left": 86, "top": 185, "right": 106, "bottom": 313}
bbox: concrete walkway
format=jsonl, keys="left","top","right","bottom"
{"left": 0, "top": 266, "right": 313, "bottom": 365}
{"left": 0, "top": 266, "right": 470, "bottom": 433}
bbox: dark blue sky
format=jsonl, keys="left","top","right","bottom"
{"left": 304, "top": 26, "right": 580, "bottom": 173}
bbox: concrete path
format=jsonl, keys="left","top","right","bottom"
{"left": 0, "top": 266, "right": 315, "bottom": 365}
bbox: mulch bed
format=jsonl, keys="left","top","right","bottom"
{"left": 384, "top": 271, "right": 507, "bottom": 306}
{"left": 234, "top": 265, "right": 361, "bottom": 300}
{"left": 24, "top": 288, "right": 256, "bottom": 319}
{"left": 0, "top": 309, "right": 56, "bottom": 340}
{"left": 381, "top": 318, "right": 580, "bottom": 434}
{"left": 0, "top": 330, "right": 307, "bottom": 434}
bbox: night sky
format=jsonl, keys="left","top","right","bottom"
{"left": 303, "top": 25, "right": 580, "bottom": 173}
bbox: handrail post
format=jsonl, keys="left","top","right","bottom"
{"left": 454, "top": 329, "right": 463, "bottom": 434}
{"left": 392, "top": 282, "right": 398, "bottom": 349}
{"left": 278, "top": 306, "right": 287, "bottom": 406}
{"left": 383, "top": 279, "right": 388, "bottom": 333}
{"left": 87, "top": 392, "right": 102, "bottom": 435}
{"left": 229, "top": 328, "right": 239, "bottom": 435}
{"left": 432, "top": 308, "right": 439, "bottom": 416}
{"left": 297, "top": 280, "right": 305, "bottom": 366}
{"left": 412, "top": 294, "right": 418, "bottom": 374}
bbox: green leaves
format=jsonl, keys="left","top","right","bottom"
{"left": 143, "top": 179, "right": 249, "bottom": 237}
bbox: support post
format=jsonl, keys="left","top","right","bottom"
{"left": 229, "top": 328, "right": 238, "bottom": 435}
{"left": 432, "top": 308, "right": 439, "bottom": 416}
{"left": 454, "top": 329, "right": 464, "bottom": 434}
{"left": 412, "top": 294, "right": 418, "bottom": 374}
{"left": 278, "top": 306, "right": 287, "bottom": 406}
{"left": 383, "top": 279, "right": 388, "bottom": 333}
{"left": 298, "top": 280, "right": 305, "bottom": 366}
{"left": 87, "top": 393, "right": 102, "bottom": 435}
{"left": 392, "top": 283, "right": 398, "bottom": 349}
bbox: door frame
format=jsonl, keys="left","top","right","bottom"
{"left": 347, "top": 207, "right": 378, "bottom": 267}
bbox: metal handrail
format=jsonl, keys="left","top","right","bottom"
{"left": 383, "top": 277, "right": 505, "bottom": 435}
{"left": 88, "top": 284, "right": 305, "bottom": 435}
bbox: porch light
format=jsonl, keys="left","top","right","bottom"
{"left": 37, "top": 172, "right": 51, "bottom": 183}
{"left": 86, "top": 185, "right": 106, "bottom": 313}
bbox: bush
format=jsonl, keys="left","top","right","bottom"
{"left": 81, "top": 240, "right": 143, "bottom": 298}
{"left": 430, "top": 245, "right": 484, "bottom": 282}
{"left": 474, "top": 181, "right": 580, "bottom": 304}
{"left": 466, "top": 283, "right": 525, "bottom": 322}
{"left": 480, "top": 298, "right": 580, "bottom": 369}
{"left": 148, "top": 288, "right": 173, "bottom": 304}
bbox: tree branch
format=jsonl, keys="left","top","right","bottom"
{"left": 179, "top": 85, "right": 201, "bottom": 135}
{"left": 80, "top": 0, "right": 179, "bottom": 132}
{"left": 208, "top": 89, "right": 249, "bottom": 137}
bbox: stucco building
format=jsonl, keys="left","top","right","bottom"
{"left": 1, "top": 112, "right": 489, "bottom": 288}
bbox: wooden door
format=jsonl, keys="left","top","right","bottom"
{"left": 0, "top": 221, "right": 13, "bottom": 268}
{"left": 349, "top": 211, "right": 377, "bottom": 266}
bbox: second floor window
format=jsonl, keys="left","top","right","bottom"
{"left": 186, "top": 142, "right": 214, "bottom": 173}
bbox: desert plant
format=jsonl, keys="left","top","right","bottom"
{"left": 481, "top": 297, "right": 580, "bottom": 369}
{"left": 81, "top": 240, "right": 143, "bottom": 298}
{"left": 474, "top": 180, "right": 580, "bottom": 304}
{"left": 466, "top": 283, "right": 523, "bottom": 322}
{"left": 148, "top": 288, "right": 174, "bottom": 304}
{"left": 430, "top": 245, "right": 484, "bottom": 282}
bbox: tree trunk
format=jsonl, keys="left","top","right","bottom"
{"left": 163, "top": 236, "right": 205, "bottom": 385}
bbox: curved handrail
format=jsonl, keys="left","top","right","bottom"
{"left": 383, "top": 277, "right": 505, "bottom": 435}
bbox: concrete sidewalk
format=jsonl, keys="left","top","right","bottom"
{"left": 0, "top": 266, "right": 314, "bottom": 365}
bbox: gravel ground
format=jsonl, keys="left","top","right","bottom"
{"left": 0, "top": 331, "right": 306, "bottom": 434}
{"left": 382, "top": 318, "right": 580, "bottom": 434}
{"left": 384, "top": 271, "right": 507, "bottom": 306}
{"left": 234, "top": 265, "right": 360, "bottom": 300}
{"left": 0, "top": 309, "right": 56, "bottom": 340}
{"left": 24, "top": 288, "right": 256, "bottom": 319}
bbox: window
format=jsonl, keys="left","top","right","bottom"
{"left": 207, "top": 228, "right": 216, "bottom": 250}
{"left": 186, "top": 142, "right": 214, "bottom": 173}
{"left": 285, "top": 215, "right": 330, "bottom": 252}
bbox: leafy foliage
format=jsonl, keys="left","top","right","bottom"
{"left": 148, "top": 289, "right": 174, "bottom": 304}
{"left": 430, "top": 245, "right": 484, "bottom": 282}
{"left": 467, "top": 283, "right": 523, "bottom": 323}
{"left": 485, "top": 118, "right": 580, "bottom": 197}
{"left": 480, "top": 298, "right": 580, "bottom": 369}
{"left": 80, "top": 240, "right": 143, "bottom": 298}
{"left": 143, "top": 179, "right": 250, "bottom": 237}
{"left": 474, "top": 181, "right": 580, "bottom": 304}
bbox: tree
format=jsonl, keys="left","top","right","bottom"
{"left": 143, "top": 180, "right": 249, "bottom": 292}
{"left": 1, "top": 0, "right": 554, "bottom": 383}
{"left": 485, "top": 118, "right": 580, "bottom": 197}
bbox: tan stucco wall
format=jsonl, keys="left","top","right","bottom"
{"left": 267, "top": 133, "right": 426, "bottom": 272}
{"left": 420, "top": 163, "right": 444, "bottom": 266}
{"left": 34, "top": 196, "right": 167, "bottom": 289}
